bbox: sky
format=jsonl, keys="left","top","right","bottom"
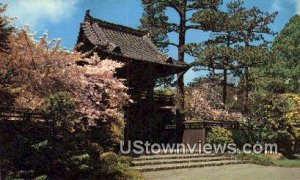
{"left": 3, "top": 0, "right": 300, "bottom": 84}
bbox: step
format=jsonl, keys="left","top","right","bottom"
{"left": 132, "top": 160, "right": 248, "bottom": 172}
{"left": 132, "top": 156, "right": 235, "bottom": 166}
{"left": 133, "top": 153, "right": 223, "bottom": 161}
{"left": 141, "top": 149, "right": 204, "bottom": 155}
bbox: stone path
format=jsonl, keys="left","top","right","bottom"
{"left": 143, "top": 164, "right": 300, "bottom": 180}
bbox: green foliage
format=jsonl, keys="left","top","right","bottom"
{"left": 4, "top": 95, "right": 130, "bottom": 179}
{"left": 237, "top": 92, "right": 300, "bottom": 154}
{"left": 0, "top": 117, "right": 141, "bottom": 179}
{"left": 236, "top": 153, "right": 274, "bottom": 166}
{"left": 71, "top": 153, "right": 90, "bottom": 162}
{"left": 284, "top": 94, "right": 300, "bottom": 141}
{"left": 31, "top": 140, "right": 48, "bottom": 151}
{"left": 44, "top": 92, "right": 74, "bottom": 118}
{"left": 206, "top": 127, "right": 233, "bottom": 144}
{"left": 34, "top": 175, "right": 48, "bottom": 180}
{"left": 100, "top": 152, "right": 143, "bottom": 180}
{"left": 242, "top": 15, "right": 300, "bottom": 155}
{"left": 273, "top": 159, "right": 300, "bottom": 167}
{"left": 188, "top": 0, "right": 277, "bottom": 107}
{"left": 272, "top": 15, "right": 300, "bottom": 92}
{"left": 187, "top": 76, "right": 211, "bottom": 88}
{"left": 236, "top": 153, "right": 300, "bottom": 167}
{"left": 154, "top": 87, "right": 175, "bottom": 96}
{"left": 44, "top": 92, "right": 75, "bottom": 131}
{"left": 139, "top": 0, "right": 225, "bottom": 119}
{"left": 249, "top": 92, "right": 290, "bottom": 123}
{"left": 257, "top": 15, "right": 300, "bottom": 93}
{"left": 232, "top": 129, "right": 248, "bottom": 149}
{"left": 1, "top": 92, "right": 141, "bottom": 179}
{"left": 155, "top": 75, "right": 175, "bottom": 88}
{"left": 139, "top": 0, "right": 223, "bottom": 52}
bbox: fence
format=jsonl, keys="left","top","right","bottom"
{"left": 0, "top": 108, "right": 46, "bottom": 122}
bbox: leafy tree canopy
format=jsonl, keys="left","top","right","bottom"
{"left": 272, "top": 15, "right": 300, "bottom": 92}
{"left": 256, "top": 15, "right": 300, "bottom": 93}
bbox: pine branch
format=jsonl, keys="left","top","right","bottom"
{"left": 157, "top": 41, "right": 179, "bottom": 47}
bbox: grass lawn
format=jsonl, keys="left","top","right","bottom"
{"left": 143, "top": 164, "right": 300, "bottom": 180}
{"left": 272, "top": 154, "right": 300, "bottom": 167}
{"left": 237, "top": 153, "right": 300, "bottom": 167}
{"left": 143, "top": 154, "right": 300, "bottom": 180}
{"left": 273, "top": 159, "right": 300, "bottom": 167}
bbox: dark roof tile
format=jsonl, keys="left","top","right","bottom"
{"left": 79, "top": 11, "right": 187, "bottom": 68}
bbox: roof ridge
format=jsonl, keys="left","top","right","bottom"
{"left": 85, "top": 10, "right": 147, "bottom": 37}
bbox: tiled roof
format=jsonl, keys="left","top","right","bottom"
{"left": 78, "top": 10, "right": 187, "bottom": 68}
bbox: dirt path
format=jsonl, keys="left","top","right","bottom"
{"left": 143, "top": 164, "right": 300, "bottom": 180}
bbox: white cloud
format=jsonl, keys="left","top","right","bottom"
{"left": 3, "top": 0, "right": 81, "bottom": 28}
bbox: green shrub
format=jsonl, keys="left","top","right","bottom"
{"left": 1, "top": 92, "right": 142, "bottom": 179}
{"left": 236, "top": 152, "right": 274, "bottom": 165}
{"left": 246, "top": 92, "right": 298, "bottom": 154}
{"left": 34, "top": 175, "right": 48, "bottom": 180}
{"left": 43, "top": 92, "right": 75, "bottom": 130}
{"left": 232, "top": 129, "right": 248, "bottom": 149}
{"left": 236, "top": 152, "right": 300, "bottom": 167}
{"left": 99, "top": 152, "right": 143, "bottom": 180}
{"left": 206, "top": 127, "right": 233, "bottom": 145}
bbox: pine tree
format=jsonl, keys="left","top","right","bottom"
{"left": 139, "top": 0, "right": 224, "bottom": 122}
{"left": 189, "top": 0, "right": 276, "bottom": 112}
{"left": 0, "top": 4, "right": 13, "bottom": 53}
{"left": 188, "top": 1, "right": 245, "bottom": 105}
{"left": 236, "top": 3, "right": 277, "bottom": 113}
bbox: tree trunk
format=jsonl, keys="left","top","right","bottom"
{"left": 243, "top": 36, "right": 250, "bottom": 114}
{"left": 223, "top": 69, "right": 227, "bottom": 105}
{"left": 175, "top": 2, "right": 187, "bottom": 143}
{"left": 176, "top": 42, "right": 185, "bottom": 122}
{"left": 223, "top": 33, "right": 230, "bottom": 106}
{"left": 176, "top": 3, "right": 187, "bottom": 124}
{"left": 243, "top": 67, "right": 249, "bottom": 113}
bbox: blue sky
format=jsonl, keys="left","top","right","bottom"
{"left": 3, "top": 0, "right": 300, "bottom": 83}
